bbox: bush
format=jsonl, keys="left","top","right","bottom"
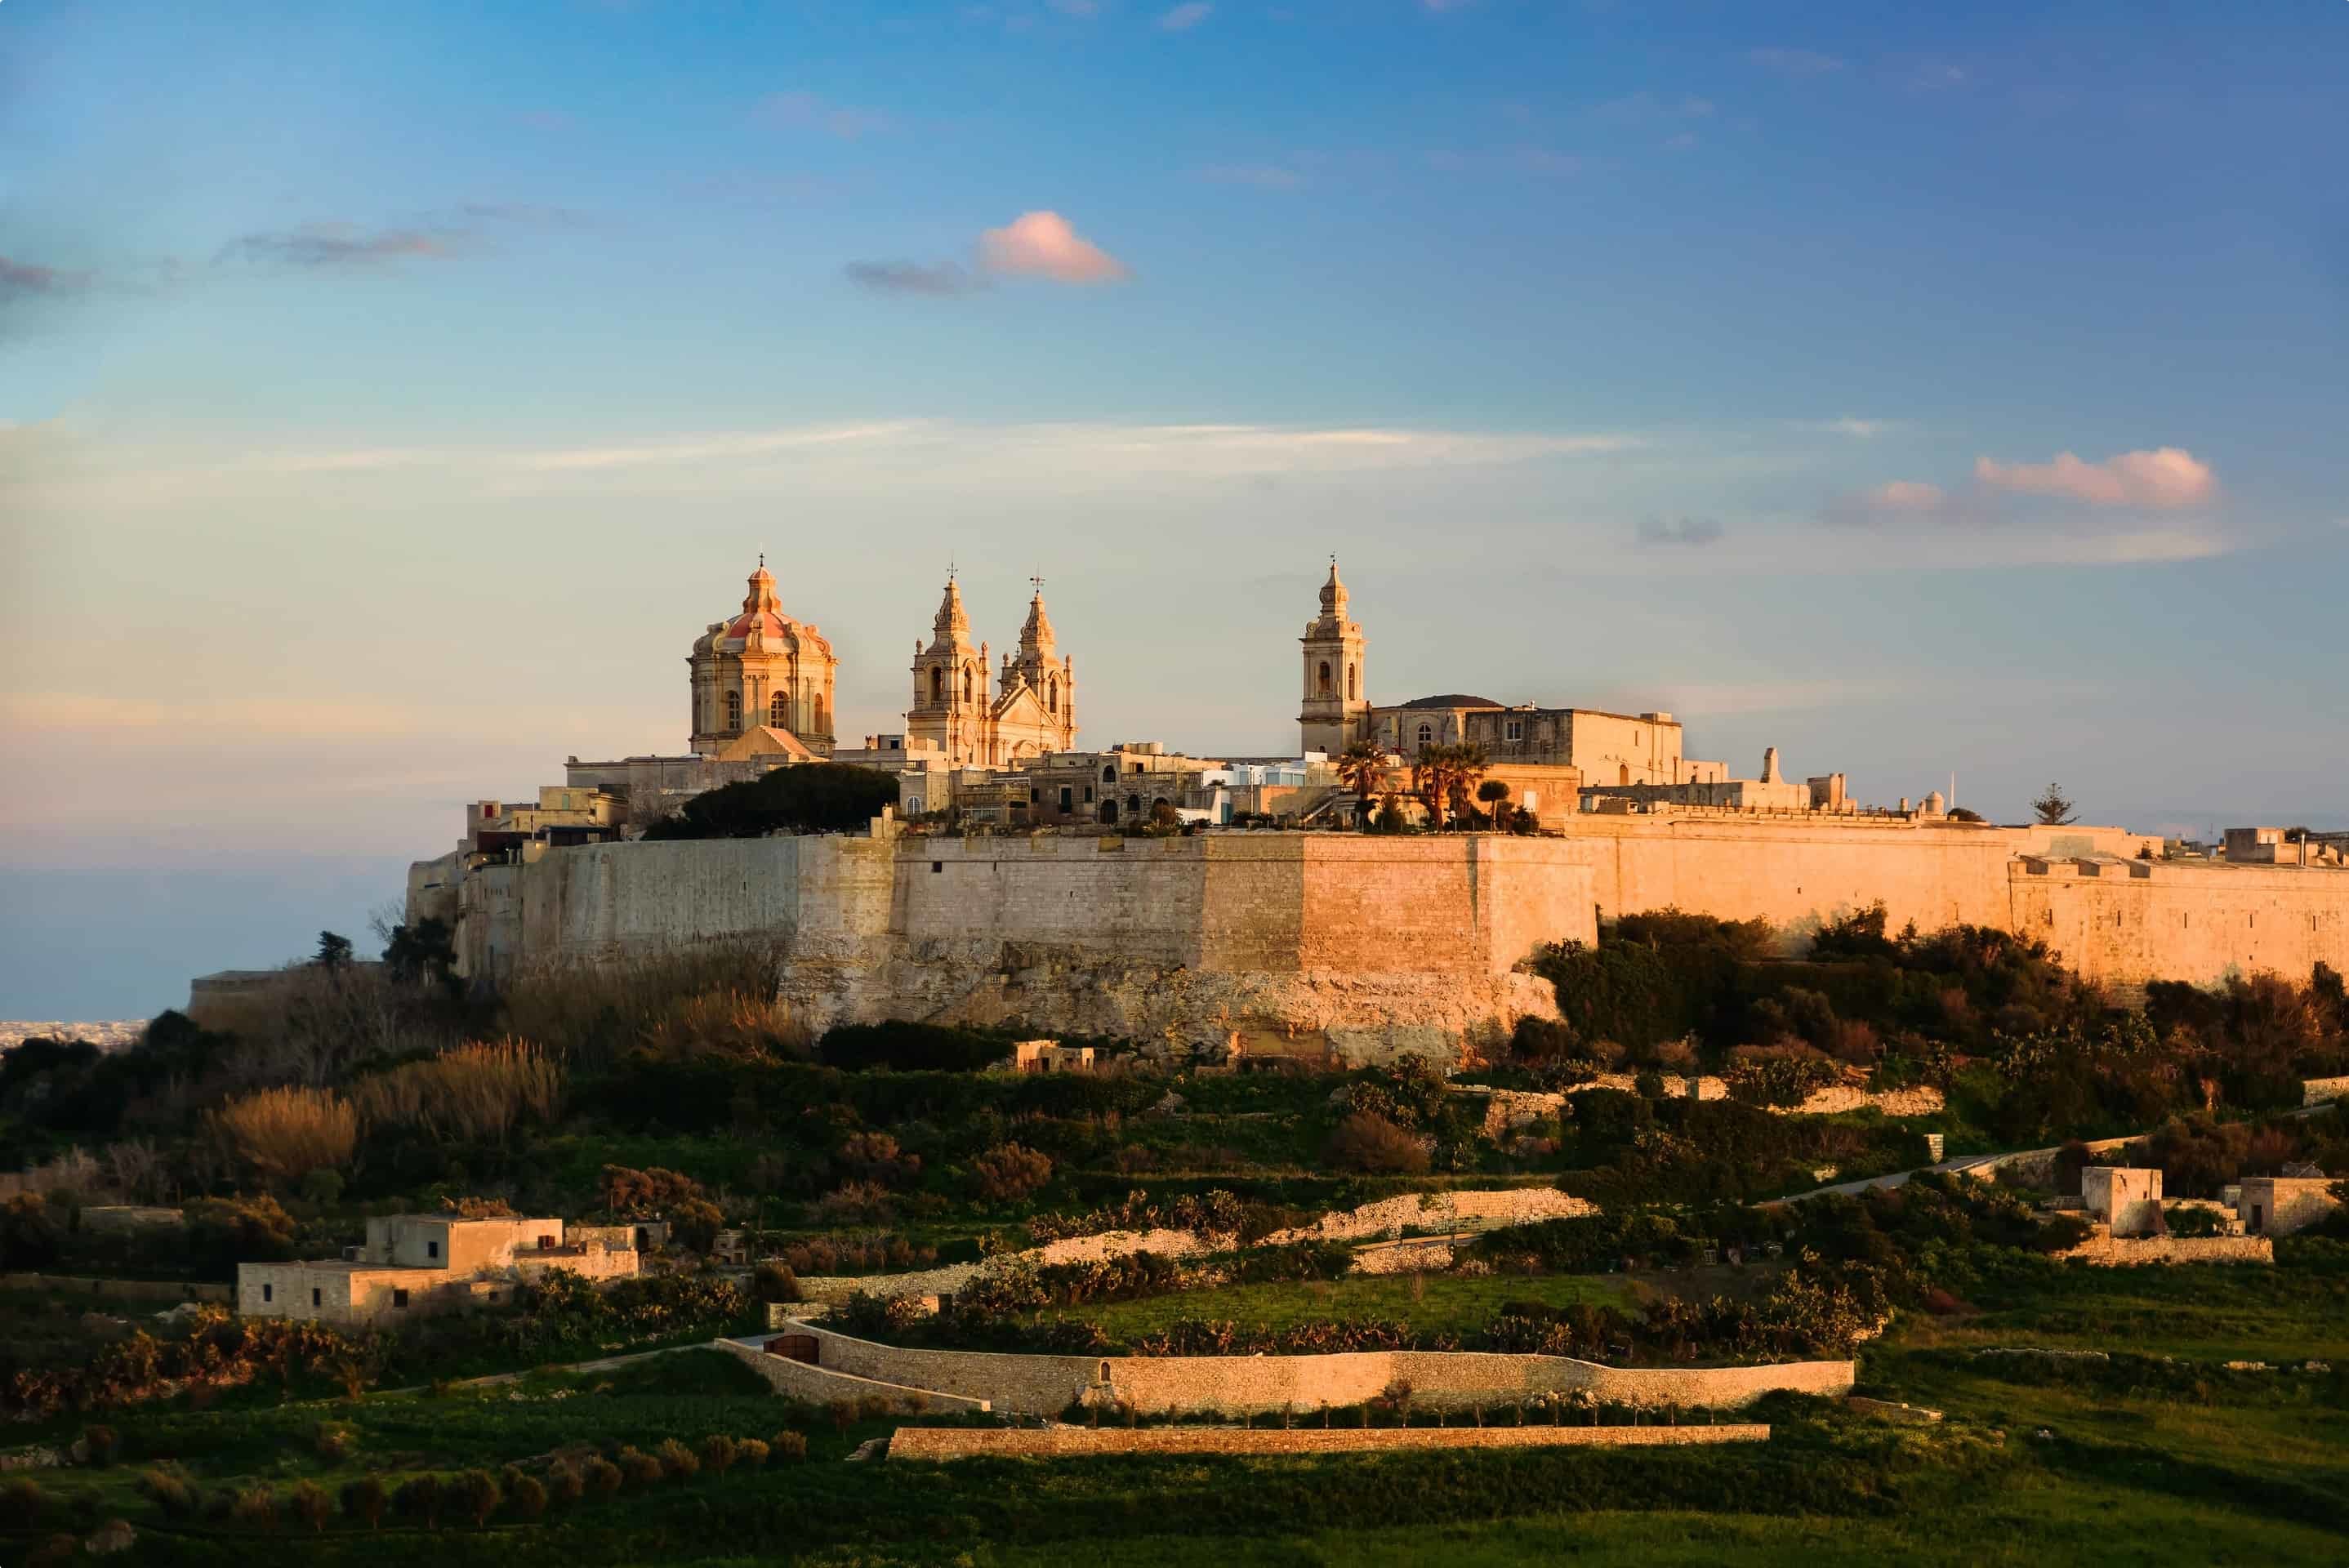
{"left": 231, "top": 1481, "right": 278, "bottom": 1530}
{"left": 583, "top": 1457, "right": 622, "bottom": 1499}
{"left": 700, "top": 1434, "right": 738, "bottom": 1477}
{"left": 314, "top": 1422, "right": 357, "bottom": 1462}
{"left": 1325, "top": 1111, "right": 1429, "bottom": 1175}
{"left": 656, "top": 1437, "right": 700, "bottom": 1481}
{"left": 1, "top": 1477, "right": 45, "bottom": 1528}
{"left": 2164, "top": 1205, "right": 2226, "bottom": 1237}
{"left": 340, "top": 1475, "right": 386, "bottom": 1529}
{"left": 140, "top": 1468, "right": 195, "bottom": 1517}
{"left": 617, "top": 1446, "right": 663, "bottom": 1488}
{"left": 81, "top": 1423, "right": 119, "bottom": 1467}
{"left": 448, "top": 1468, "right": 501, "bottom": 1529}
{"left": 736, "top": 1437, "right": 770, "bottom": 1468}
{"left": 973, "top": 1142, "right": 1054, "bottom": 1202}
{"left": 392, "top": 1473, "right": 444, "bottom": 1529}
{"left": 547, "top": 1462, "right": 586, "bottom": 1506}
{"left": 288, "top": 1479, "right": 333, "bottom": 1534}
{"left": 816, "top": 1021, "right": 1011, "bottom": 1073}
{"left": 506, "top": 1472, "right": 547, "bottom": 1520}
{"left": 752, "top": 1263, "right": 803, "bottom": 1303}
{"left": 770, "top": 1430, "right": 809, "bottom": 1462}
{"left": 349, "top": 1040, "right": 563, "bottom": 1147}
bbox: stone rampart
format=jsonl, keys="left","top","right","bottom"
{"left": 773, "top": 1320, "right": 1855, "bottom": 1415}
{"left": 886, "top": 1422, "right": 1770, "bottom": 1462}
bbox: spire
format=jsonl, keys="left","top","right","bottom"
{"left": 1019, "top": 577, "right": 1057, "bottom": 659}
{"left": 743, "top": 557, "right": 781, "bottom": 616}
{"left": 929, "top": 575, "right": 971, "bottom": 649}
{"left": 1317, "top": 555, "right": 1348, "bottom": 620}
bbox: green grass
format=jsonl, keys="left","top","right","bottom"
{"left": 1064, "top": 1270, "right": 1634, "bottom": 1343}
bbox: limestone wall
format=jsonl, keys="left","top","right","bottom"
{"left": 2010, "top": 858, "right": 2349, "bottom": 987}
{"left": 776, "top": 1319, "right": 1854, "bottom": 1415}
{"left": 710, "top": 1337, "right": 991, "bottom": 1411}
{"left": 2304, "top": 1076, "right": 2349, "bottom": 1108}
{"left": 888, "top": 1422, "right": 1771, "bottom": 1461}
{"left": 2057, "top": 1234, "right": 2273, "bottom": 1267}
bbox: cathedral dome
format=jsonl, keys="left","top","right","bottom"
{"left": 701, "top": 561, "right": 832, "bottom": 657}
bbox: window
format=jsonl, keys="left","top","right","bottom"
{"left": 932, "top": 861, "right": 943, "bottom": 873}
{"left": 963, "top": 666, "right": 974, "bottom": 702}
{"left": 1102, "top": 765, "right": 1117, "bottom": 782}
{"left": 724, "top": 691, "right": 741, "bottom": 730}
{"left": 426, "top": 1240, "right": 440, "bottom": 1260}
{"left": 930, "top": 667, "right": 944, "bottom": 703}
{"left": 1417, "top": 723, "right": 1432, "bottom": 746}
{"left": 262, "top": 1282, "right": 273, "bottom": 1303}
{"left": 1348, "top": 665, "right": 1357, "bottom": 699}
{"left": 1317, "top": 661, "right": 1332, "bottom": 696}
{"left": 393, "top": 1289, "right": 410, "bottom": 1308}
{"left": 1059, "top": 787, "right": 1073, "bottom": 811}
{"left": 311, "top": 1288, "right": 322, "bottom": 1307}
{"left": 1505, "top": 719, "right": 1523, "bottom": 742}
{"left": 1030, "top": 787, "right": 1041, "bottom": 804}
{"left": 1084, "top": 786, "right": 1094, "bottom": 803}
{"left": 770, "top": 692, "right": 789, "bottom": 727}
{"left": 1048, "top": 676, "right": 1059, "bottom": 715}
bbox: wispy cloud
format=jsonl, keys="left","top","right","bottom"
{"left": 0, "top": 256, "right": 95, "bottom": 301}
{"left": 1802, "top": 416, "right": 1900, "bottom": 439}
{"left": 1749, "top": 47, "right": 1844, "bottom": 78}
{"left": 977, "top": 211, "right": 1129, "bottom": 283}
{"left": 1637, "top": 515, "right": 1725, "bottom": 547}
{"left": 1974, "top": 448, "right": 2215, "bottom": 510}
{"left": 216, "top": 223, "right": 459, "bottom": 270}
{"left": 752, "top": 90, "right": 894, "bottom": 140}
{"left": 1157, "top": 3, "right": 1212, "bottom": 32}
{"left": 1197, "top": 163, "right": 1308, "bottom": 190}
{"left": 845, "top": 260, "right": 983, "bottom": 296}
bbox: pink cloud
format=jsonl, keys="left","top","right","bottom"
{"left": 1972, "top": 447, "right": 2215, "bottom": 509}
{"left": 1866, "top": 479, "right": 1946, "bottom": 510}
{"left": 977, "top": 211, "right": 1129, "bottom": 283}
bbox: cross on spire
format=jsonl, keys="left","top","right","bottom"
{"left": 1029, "top": 574, "right": 1045, "bottom": 595}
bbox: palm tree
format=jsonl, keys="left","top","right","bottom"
{"left": 1412, "top": 744, "right": 1488, "bottom": 830}
{"left": 1448, "top": 746, "right": 1489, "bottom": 826}
{"left": 1335, "top": 741, "right": 1387, "bottom": 831}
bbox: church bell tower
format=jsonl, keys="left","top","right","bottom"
{"left": 1299, "top": 557, "right": 1368, "bottom": 756}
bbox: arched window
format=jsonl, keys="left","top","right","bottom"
{"left": 815, "top": 696, "right": 828, "bottom": 733}
{"left": 1103, "top": 764, "right": 1117, "bottom": 783}
{"left": 1317, "top": 661, "right": 1332, "bottom": 697}
{"left": 769, "top": 692, "right": 789, "bottom": 728}
{"left": 1348, "top": 664, "right": 1357, "bottom": 699}
{"left": 1047, "top": 676, "right": 1059, "bottom": 715}
{"left": 724, "top": 691, "right": 742, "bottom": 730}
{"left": 1416, "top": 722, "right": 1432, "bottom": 746}
{"left": 930, "top": 666, "right": 944, "bottom": 703}
{"left": 962, "top": 665, "right": 974, "bottom": 703}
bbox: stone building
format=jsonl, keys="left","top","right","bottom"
{"left": 689, "top": 558, "right": 838, "bottom": 760}
{"left": 2081, "top": 1166, "right": 2164, "bottom": 1237}
{"left": 907, "top": 577, "right": 1078, "bottom": 768}
{"left": 2237, "top": 1176, "right": 2340, "bottom": 1236}
{"left": 1299, "top": 559, "right": 1371, "bottom": 755}
{"left": 237, "top": 1214, "right": 637, "bottom": 1329}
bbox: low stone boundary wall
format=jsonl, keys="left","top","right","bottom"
{"left": 711, "top": 1337, "right": 992, "bottom": 1412}
{"left": 770, "top": 1320, "right": 1854, "bottom": 1416}
{"left": 2304, "top": 1076, "right": 2349, "bottom": 1108}
{"left": 1261, "top": 1187, "right": 1597, "bottom": 1245}
{"left": 2058, "top": 1235, "right": 2273, "bottom": 1267}
{"left": 1472, "top": 1082, "right": 1941, "bottom": 1139}
{"left": 0, "top": 1273, "right": 230, "bottom": 1304}
{"left": 887, "top": 1422, "right": 1772, "bottom": 1462}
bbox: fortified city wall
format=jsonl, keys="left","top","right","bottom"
{"left": 427, "top": 813, "right": 2349, "bottom": 1064}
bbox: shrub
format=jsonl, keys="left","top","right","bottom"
{"left": 340, "top": 1475, "right": 386, "bottom": 1529}
{"left": 973, "top": 1143, "right": 1054, "bottom": 1203}
{"left": 288, "top": 1479, "right": 332, "bottom": 1534}
{"left": 1, "top": 1477, "right": 45, "bottom": 1528}
{"left": 448, "top": 1468, "right": 501, "bottom": 1529}
{"left": 2164, "top": 1205, "right": 2226, "bottom": 1237}
{"left": 140, "top": 1468, "right": 195, "bottom": 1517}
{"left": 617, "top": 1446, "right": 663, "bottom": 1488}
{"left": 669, "top": 1196, "right": 725, "bottom": 1254}
{"left": 770, "top": 1430, "right": 809, "bottom": 1462}
{"left": 207, "top": 1086, "right": 357, "bottom": 1190}
{"left": 752, "top": 1263, "right": 803, "bottom": 1303}
{"left": 349, "top": 1040, "right": 563, "bottom": 1147}
{"left": 656, "top": 1437, "right": 700, "bottom": 1481}
{"left": 815, "top": 1020, "right": 1011, "bottom": 1073}
{"left": 736, "top": 1437, "right": 770, "bottom": 1468}
{"left": 231, "top": 1482, "right": 278, "bottom": 1530}
{"left": 314, "top": 1422, "right": 357, "bottom": 1462}
{"left": 583, "top": 1457, "right": 622, "bottom": 1498}
{"left": 1324, "top": 1111, "right": 1429, "bottom": 1175}
{"left": 547, "top": 1462, "right": 586, "bottom": 1505}
{"left": 642, "top": 761, "right": 898, "bottom": 841}
{"left": 506, "top": 1472, "right": 547, "bottom": 1520}
{"left": 700, "top": 1434, "right": 738, "bottom": 1477}
{"left": 81, "top": 1423, "right": 118, "bottom": 1467}
{"left": 392, "top": 1473, "right": 443, "bottom": 1529}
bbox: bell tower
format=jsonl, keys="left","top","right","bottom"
{"left": 907, "top": 572, "right": 989, "bottom": 765}
{"left": 1299, "top": 556, "right": 1368, "bottom": 756}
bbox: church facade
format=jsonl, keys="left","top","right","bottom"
{"left": 905, "top": 576, "right": 1078, "bottom": 767}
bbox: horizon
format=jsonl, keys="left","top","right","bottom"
{"left": 6, "top": 1, "right": 2347, "bottom": 1018}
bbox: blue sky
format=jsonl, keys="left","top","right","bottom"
{"left": 3, "top": 1, "right": 2346, "bottom": 1018}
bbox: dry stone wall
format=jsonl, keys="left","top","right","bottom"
{"left": 2056, "top": 1234, "right": 2273, "bottom": 1267}
{"left": 887, "top": 1422, "right": 1771, "bottom": 1462}
{"left": 711, "top": 1337, "right": 991, "bottom": 1411}
{"left": 776, "top": 1319, "right": 1855, "bottom": 1415}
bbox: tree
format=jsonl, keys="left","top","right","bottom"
{"left": 1335, "top": 742, "right": 1388, "bottom": 831}
{"left": 2031, "top": 782, "right": 2079, "bottom": 826}
{"left": 642, "top": 762, "right": 900, "bottom": 840}
{"left": 1412, "top": 744, "right": 1487, "bottom": 830}
{"left": 314, "top": 931, "right": 354, "bottom": 971}
{"left": 383, "top": 916, "right": 458, "bottom": 987}
{"left": 1477, "top": 778, "right": 1513, "bottom": 830}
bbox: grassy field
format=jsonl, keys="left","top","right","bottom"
{"left": 1065, "top": 1268, "right": 1634, "bottom": 1343}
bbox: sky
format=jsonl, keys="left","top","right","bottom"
{"left": 3, "top": 0, "right": 2346, "bottom": 1019}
